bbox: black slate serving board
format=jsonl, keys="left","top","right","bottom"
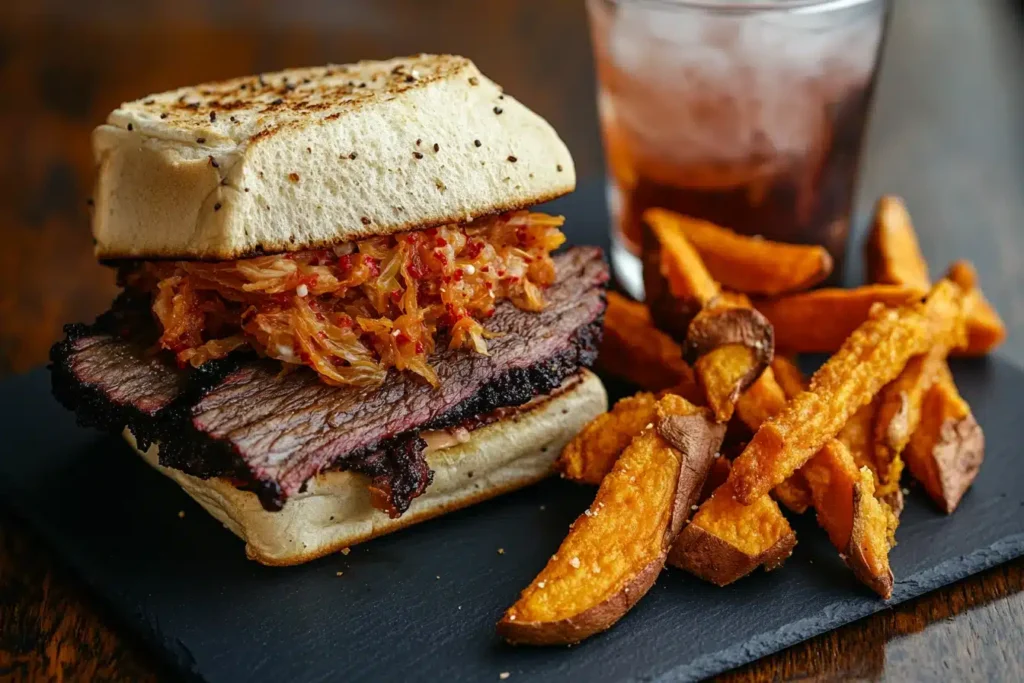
{"left": 2, "top": 184, "right": 1023, "bottom": 682}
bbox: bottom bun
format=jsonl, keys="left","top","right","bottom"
{"left": 127, "top": 369, "right": 607, "bottom": 565}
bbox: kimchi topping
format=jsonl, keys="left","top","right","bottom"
{"left": 123, "top": 211, "right": 567, "bottom": 387}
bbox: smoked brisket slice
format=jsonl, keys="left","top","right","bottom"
{"left": 50, "top": 247, "right": 608, "bottom": 513}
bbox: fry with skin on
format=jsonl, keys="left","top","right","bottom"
{"left": 686, "top": 293, "right": 774, "bottom": 423}
{"left": 771, "top": 361, "right": 896, "bottom": 597}
{"left": 597, "top": 292, "right": 698, "bottom": 394}
{"left": 728, "top": 280, "right": 964, "bottom": 505}
{"left": 947, "top": 260, "right": 1007, "bottom": 356}
{"left": 873, "top": 294, "right": 968, "bottom": 505}
{"left": 865, "top": 196, "right": 1004, "bottom": 357}
{"left": 695, "top": 344, "right": 760, "bottom": 423}
{"left": 662, "top": 213, "right": 833, "bottom": 296}
{"left": 668, "top": 479, "right": 796, "bottom": 586}
{"left": 668, "top": 365, "right": 805, "bottom": 586}
{"left": 642, "top": 209, "right": 721, "bottom": 341}
{"left": 866, "top": 195, "right": 931, "bottom": 293}
{"left": 644, "top": 208, "right": 721, "bottom": 306}
{"left": 755, "top": 285, "right": 921, "bottom": 354}
{"left": 642, "top": 210, "right": 774, "bottom": 419}
{"left": 558, "top": 393, "right": 658, "bottom": 485}
{"left": 904, "top": 365, "right": 984, "bottom": 513}
{"left": 498, "top": 395, "right": 726, "bottom": 645}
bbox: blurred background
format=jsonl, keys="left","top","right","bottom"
{"left": 0, "top": 0, "right": 1021, "bottom": 371}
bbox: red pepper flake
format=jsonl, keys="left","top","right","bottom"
{"left": 453, "top": 269, "right": 464, "bottom": 282}
{"left": 415, "top": 341, "right": 424, "bottom": 354}
{"left": 361, "top": 216, "right": 371, "bottom": 225}
{"left": 365, "top": 257, "right": 381, "bottom": 277}
{"left": 464, "top": 240, "right": 484, "bottom": 259}
{"left": 289, "top": 172, "right": 300, "bottom": 182}
{"left": 339, "top": 254, "right": 353, "bottom": 271}
{"left": 425, "top": 228, "right": 438, "bottom": 237}
{"left": 390, "top": 290, "right": 403, "bottom": 302}
{"left": 396, "top": 331, "right": 411, "bottom": 344}
{"left": 481, "top": 265, "right": 490, "bottom": 273}
{"left": 435, "top": 237, "right": 448, "bottom": 247}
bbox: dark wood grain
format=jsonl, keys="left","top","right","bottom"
{"left": 0, "top": 0, "right": 1021, "bottom": 681}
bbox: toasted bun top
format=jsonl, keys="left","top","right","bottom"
{"left": 91, "top": 54, "right": 576, "bottom": 260}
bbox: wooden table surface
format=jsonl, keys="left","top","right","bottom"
{"left": 1, "top": 0, "right": 1022, "bottom": 680}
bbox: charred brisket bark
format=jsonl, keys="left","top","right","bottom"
{"left": 50, "top": 247, "right": 608, "bottom": 514}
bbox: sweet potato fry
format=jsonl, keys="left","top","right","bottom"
{"left": 755, "top": 285, "right": 921, "bottom": 354}
{"left": 642, "top": 209, "right": 721, "bottom": 340}
{"left": 558, "top": 393, "right": 658, "bottom": 485}
{"left": 498, "top": 396, "right": 725, "bottom": 645}
{"left": 904, "top": 366, "right": 984, "bottom": 513}
{"left": 947, "top": 260, "right": 1007, "bottom": 356}
{"left": 866, "top": 195, "right": 931, "bottom": 293}
{"left": 734, "top": 366, "right": 787, "bottom": 434}
{"left": 668, "top": 481, "right": 796, "bottom": 586}
{"left": 597, "top": 292, "right": 697, "bottom": 394}
{"left": 802, "top": 441, "right": 896, "bottom": 598}
{"left": 873, "top": 300, "right": 968, "bottom": 503}
{"left": 727, "top": 280, "right": 964, "bottom": 505}
{"left": 662, "top": 213, "right": 833, "bottom": 296}
{"left": 734, "top": 366, "right": 811, "bottom": 514}
{"left": 837, "top": 400, "right": 880, "bottom": 474}
{"left": 695, "top": 344, "right": 759, "bottom": 423}
{"left": 768, "top": 363, "right": 895, "bottom": 596}
{"left": 644, "top": 208, "right": 721, "bottom": 306}
{"left": 687, "top": 296, "right": 774, "bottom": 422}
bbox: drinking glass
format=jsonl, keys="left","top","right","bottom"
{"left": 587, "top": 0, "right": 890, "bottom": 296}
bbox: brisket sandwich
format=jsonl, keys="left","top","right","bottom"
{"left": 51, "top": 54, "right": 609, "bottom": 565}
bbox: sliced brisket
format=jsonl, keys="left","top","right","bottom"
{"left": 51, "top": 247, "right": 608, "bottom": 513}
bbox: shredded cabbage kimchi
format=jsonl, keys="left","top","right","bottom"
{"left": 123, "top": 211, "right": 566, "bottom": 387}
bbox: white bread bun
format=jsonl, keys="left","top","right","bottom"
{"left": 92, "top": 54, "right": 576, "bottom": 260}
{"left": 126, "top": 369, "right": 606, "bottom": 565}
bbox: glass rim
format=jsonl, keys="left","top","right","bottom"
{"left": 598, "top": 0, "right": 881, "bottom": 14}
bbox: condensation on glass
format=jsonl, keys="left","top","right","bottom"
{"left": 587, "top": 0, "right": 890, "bottom": 297}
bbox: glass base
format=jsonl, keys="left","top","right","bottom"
{"left": 611, "top": 237, "right": 644, "bottom": 301}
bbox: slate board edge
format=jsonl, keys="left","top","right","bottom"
{"left": 0, "top": 492, "right": 207, "bottom": 683}
{"left": 665, "top": 533, "right": 1024, "bottom": 682}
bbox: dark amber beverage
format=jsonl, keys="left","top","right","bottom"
{"left": 587, "top": 0, "right": 889, "bottom": 296}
